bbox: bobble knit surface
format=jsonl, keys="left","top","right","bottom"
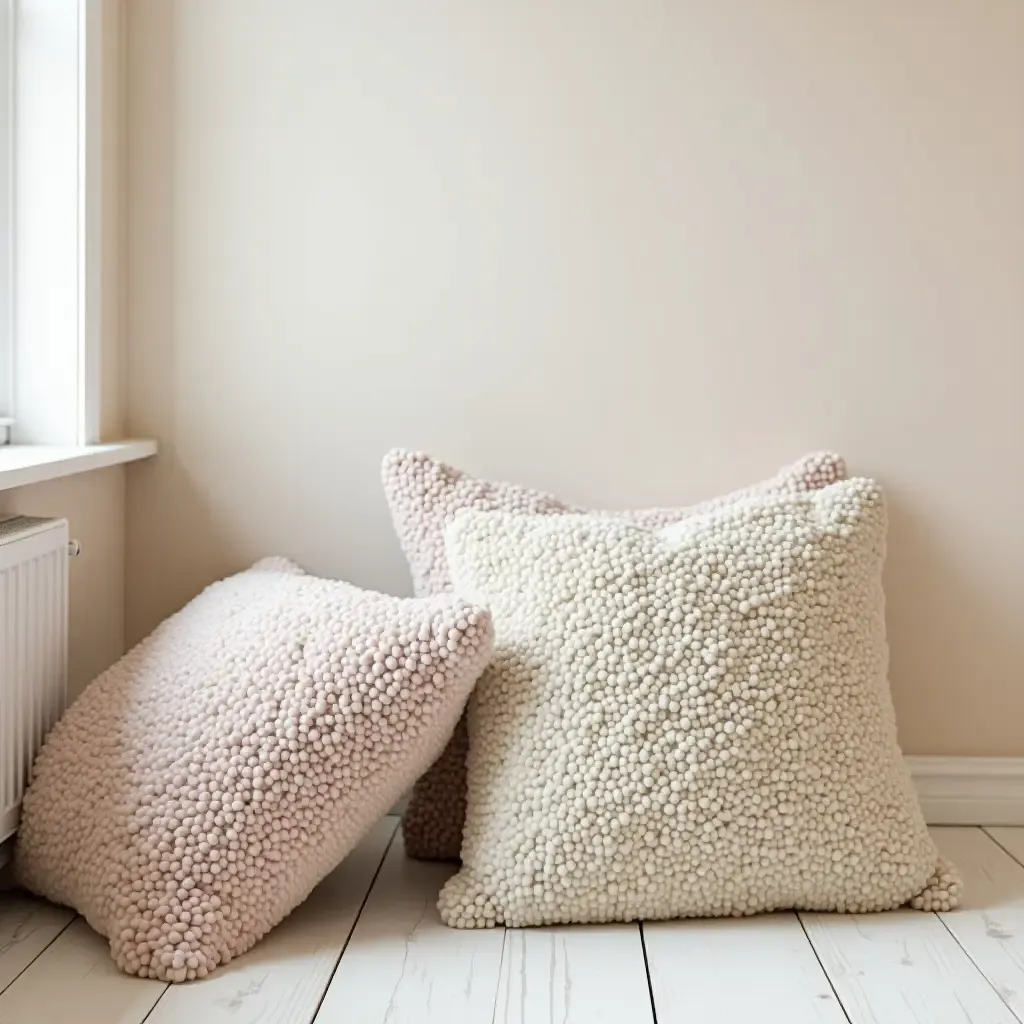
{"left": 383, "top": 448, "right": 848, "bottom": 861}
{"left": 436, "top": 480, "right": 960, "bottom": 928}
{"left": 15, "top": 559, "right": 493, "bottom": 981}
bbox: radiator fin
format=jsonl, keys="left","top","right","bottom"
{"left": 0, "top": 518, "right": 68, "bottom": 843}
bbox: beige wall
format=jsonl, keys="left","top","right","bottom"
{"left": 125, "top": 1, "right": 1024, "bottom": 756}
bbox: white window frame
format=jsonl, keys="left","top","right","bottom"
{"left": 0, "top": 0, "right": 155, "bottom": 486}
{"left": 0, "top": 0, "right": 13, "bottom": 437}
{"left": 2, "top": 0, "right": 104, "bottom": 447}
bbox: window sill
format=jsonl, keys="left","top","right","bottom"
{"left": 0, "top": 440, "right": 158, "bottom": 492}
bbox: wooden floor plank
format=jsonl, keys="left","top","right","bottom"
{"left": 932, "top": 826, "right": 1024, "bottom": 1020}
{"left": 495, "top": 923, "right": 652, "bottom": 1024}
{"left": 644, "top": 913, "right": 846, "bottom": 1024}
{"left": 0, "top": 916, "right": 167, "bottom": 1024}
{"left": 0, "top": 890, "right": 75, "bottom": 994}
{"left": 10, "top": 825, "right": 1024, "bottom": 1024}
{"left": 987, "top": 828, "right": 1024, "bottom": 870}
{"left": 146, "top": 816, "right": 398, "bottom": 1024}
{"left": 314, "top": 832, "right": 506, "bottom": 1024}
{"left": 802, "top": 904, "right": 1018, "bottom": 1024}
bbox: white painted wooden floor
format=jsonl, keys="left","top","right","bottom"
{"left": 1, "top": 821, "right": 1023, "bottom": 1024}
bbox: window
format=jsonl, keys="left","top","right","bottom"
{"left": 0, "top": 0, "right": 12, "bottom": 441}
{"left": 0, "top": 1, "right": 154, "bottom": 483}
{"left": 0, "top": 0, "right": 103, "bottom": 448}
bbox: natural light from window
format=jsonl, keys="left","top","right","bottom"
{"left": 0, "top": 0, "right": 12, "bottom": 436}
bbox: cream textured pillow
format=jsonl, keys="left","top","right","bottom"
{"left": 383, "top": 448, "right": 848, "bottom": 861}
{"left": 437, "top": 481, "right": 960, "bottom": 928}
{"left": 16, "top": 560, "right": 493, "bottom": 981}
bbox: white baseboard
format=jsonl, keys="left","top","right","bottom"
{"left": 908, "top": 756, "right": 1024, "bottom": 826}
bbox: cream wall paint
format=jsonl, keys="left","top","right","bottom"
{"left": 125, "top": 1, "right": 1024, "bottom": 756}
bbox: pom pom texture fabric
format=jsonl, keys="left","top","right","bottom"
{"left": 383, "top": 448, "right": 848, "bottom": 861}
{"left": 437, "top": 481, "right": 960, "bottom": 928}
{"left": 15, "top": 561, "right": 493, "bottom": 981}
{"left": 383, "top": 448, "right": 848, "bottom": 599}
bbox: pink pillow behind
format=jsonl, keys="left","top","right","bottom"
{"left": 382, "top": 449, "right": 847, "bottom": 861}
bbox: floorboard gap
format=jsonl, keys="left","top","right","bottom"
{"left": 488, "top": 927, "right": 509, "bottom": 1024}
{"left": 0, "top": 911, "right": 76, "bottom": 998}
{"left": 795, "top": 913, "right": 853, "bottom": 1024}
{"left": 638, "top": 923, "right": 659, "bottom": 1024}
{"left": 138, "top": 982, "right": 171, "bottom": 1024}
{"left": 934, "top": 907, "right": 1024, "bottom": 1024}
{"left": 982, "top": 828, "right": 1024, "bottom": 872}
{"left": 308, "top": 822, "right": 398, "bottom": 1023}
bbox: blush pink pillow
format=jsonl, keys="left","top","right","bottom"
{"left": 15, "top": 559, "right": 493, "bottom": 981}
{"left": 381, "top": 449, "right": 847, "bottom": 861}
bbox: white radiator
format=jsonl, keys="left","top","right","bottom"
{"left": 0, "top": 516, "right": 69, "bottom": 845}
